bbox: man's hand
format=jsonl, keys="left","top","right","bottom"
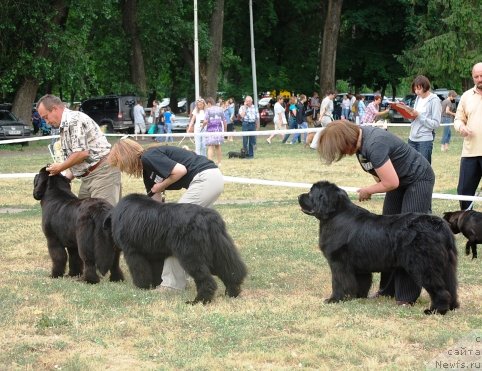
{"left": 46, "top": 163, "right": 64, "bottom": 176}
{"left": 459, "top": 125, "right": 473, "bottom": 137}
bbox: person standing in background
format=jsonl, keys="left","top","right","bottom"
{"left": 341, "top": 94, "right": 351, "bottom": 120}
{"left": 407, "top": 75, "right": 442, "bottom": 164}
{"left": 188, "top": 98, "right": 207, "bottom": 156}
{"left": 454, "top": 62, "right": 482, "bottom": 210}
{"left": 203, "top": 97, "right": 226, "bottom": 166}
{"left": 158, "top": 106, "right": 174, "bottom": 143}
{"left": 282, "top": 96, "right": 299, "bottom": 144}
{"left": 309, "top": 90, "right": 336, "bottom": 150}
{"left": 224, "top": 98, "right": 235, "bottom": 142}
{"left": 267, "top": 95, "right": 287, "bottom": 144}
{"left": 238, "top": 96, "right": 259, "bottom": 159}
{"left": 133, "top": 99, "right": 146, "bottom": 140}
{"left": 440, "top": 90, "right": 457, "bottom": 152}
{"left": 361, "top": 95, "right": 389, "bottom": 125}
{"left": 357, "top": 95, "right": 366, "bottom": 125}
{"left": 290, "top": 94, "right": 309, "bottom": 145}
{"left": 309, "top": 92, "right": 321, "bottom": 121}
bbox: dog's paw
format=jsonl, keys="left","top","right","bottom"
{"left": 324, "top": 297, "right": 340, "bottom": 304}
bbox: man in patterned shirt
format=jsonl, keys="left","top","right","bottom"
{"left": 37, "top": 94, "right": 121, "bottom": 206}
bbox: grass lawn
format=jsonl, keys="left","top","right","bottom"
{"left": 0, "top": 125, "right": 481, "bottom": 370}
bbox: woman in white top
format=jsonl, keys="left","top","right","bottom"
{"left": 266, "top": 95, "right": 287, "bottom": 144}
{"left": 188, "top": 98, "right": 207, "bottom": 156}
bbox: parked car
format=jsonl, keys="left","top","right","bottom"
{"left": 258, "top": 97, "right": 274, "bottom": 127}
{"left": 80, "top": 95, "right": 138, "bottom": 133}
{"left": 171, "top": 114, "right": 190, "bottom": 132}
{"left": 0, "top": 110, "right": 31, "bottom": 146}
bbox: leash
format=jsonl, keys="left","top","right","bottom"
{"left": 465, "top": 190, "right": 481, "bottom": 211}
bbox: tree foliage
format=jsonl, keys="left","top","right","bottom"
{"left": 1, "top": 0, "right": 478, "bottom": 124}
{"left": 400, "top": 0, "right": 482, "bottom": 92}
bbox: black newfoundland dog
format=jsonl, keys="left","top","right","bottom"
{"left": 443, "top": 210, "right": 482, "bottom": 259}
{"left": 33, "top": 167, "right": 124, "bottom": 284}
{"left": 104, "top": 194, "right": 247, "bottom": 304}
{"left": 298, "top": 181, "right": 459, "bottom": 315}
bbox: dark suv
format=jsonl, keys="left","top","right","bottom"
{"left": 80, "top": 95, "right": 138, "bottom": 133}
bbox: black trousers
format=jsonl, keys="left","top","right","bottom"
{"left": 378, "top": 167, "right": 435, "bottom": 302}
{"left": 457, "top": 156, "right": 482, "bottom": 210}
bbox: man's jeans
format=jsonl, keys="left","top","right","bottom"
{"left": 242, "top": 121, "right": 256, "bottom": 157}
{"left": 408, "top": 139, "right": 434, "bottom": 164}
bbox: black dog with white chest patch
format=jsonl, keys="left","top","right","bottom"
{"left": 298, "top": 181, "right": 459, "bottom": 315}
{"left": 443, "top": 210, "right": 482, "bottom": 259}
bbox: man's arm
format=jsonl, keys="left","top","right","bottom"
{"left": 47, "top": 150, "right": 90, "bottom": 176}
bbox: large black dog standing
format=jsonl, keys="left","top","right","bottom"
{"left": 33, "top": 167, "right": 124, "bottom": 283}
{"left": 443, "top": 210, "right": 482, "bottom": 259}
{"left": 298, "top": 181, "right": 459, "bottom": 315}
{"left": 104, "top": 194, "right": 247, "bottom": 304}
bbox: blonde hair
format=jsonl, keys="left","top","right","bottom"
{"left": 108, "top": 138, "right": 145, "bottom": 177}
{"left": 317, "top": 120, "right": 360, "bottom": 164}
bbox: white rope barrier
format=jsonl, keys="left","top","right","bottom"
{"left": 0, "top": 122, "right": 455, "bottom": 145}
{"left": 1, "top": 172, "right": 480, "bottom": 203}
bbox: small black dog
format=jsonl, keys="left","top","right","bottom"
{"left": 228, "top": 148, "right": 247, "bottom": 159}
{"left": 443, "top": 210, "right": 482, "bottom": 259}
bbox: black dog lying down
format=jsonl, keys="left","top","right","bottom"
{"left": 104, "top": 194, "right": 247, "bottom": 304}
{"left": 298, "top": 181, "right": 459, "bottom": 315}
{"left": 228, "top": 148, "right": 247, "bottom": 159}
{"left": 443, "top": 210, "right": 482, "bottom": 259}
{"left": 33, "top": 167, "right": 124, "bottom": 284}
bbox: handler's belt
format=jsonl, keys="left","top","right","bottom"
{"left": 80, "top": 156, "right": 107, "bottom": 178}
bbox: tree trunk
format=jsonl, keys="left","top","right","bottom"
{"left": 203, "top": 0, "right": 225, "bottom": 99}
{"left": 12, "top": 0, "right": 68, "bottom": 125}
{"left": 319, "top": 0, "right": 343, "bottom": 95}
{"left": 121, "top": 0, "right": 147, "bottom": 98}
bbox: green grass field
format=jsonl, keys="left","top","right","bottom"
{"left": 0, "top": 125, "right": 481, "bottom": 370}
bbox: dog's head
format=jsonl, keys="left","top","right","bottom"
{"left": 33, "top": 166, "right": 71, "bottom": 201}
{"left": 33, "top": 167, "right": 50, "bottom": 200}
{"left": 298, "top": 181, "right": 349, "bottom": 220}
{"left": 240, "top": 148, "right": 247, "bottom": 158}
{"left": 442, "top": 211, "right": 464, "bottom": 234}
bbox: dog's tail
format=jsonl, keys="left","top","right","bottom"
{"left": 209, "top": 216, "right": 247, "bottom": 288}
{"left": 443, "top": 223, "right": 459, "bottom": 310}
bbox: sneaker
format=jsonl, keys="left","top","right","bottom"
{"left": 285, "top": 142, "right": 292, "bottom": 145}
{"left": 266, "top": 138, "right": 271, "bottom": 144}
{"left": 396, "top": 300, "right": 414, "bottom": 306}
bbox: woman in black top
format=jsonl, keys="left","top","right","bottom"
{"left": 108, "top": 138, "right": 223, "bottom": 206}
